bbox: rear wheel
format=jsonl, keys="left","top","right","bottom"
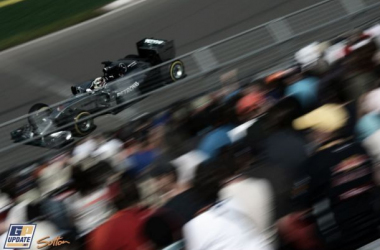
{"left": 73, "top": 112, "right": 95, "bottom": 136}
{"left": 169, "top": 60, "right": 185, "bottom": 82}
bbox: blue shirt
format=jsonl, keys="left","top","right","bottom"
{"left": 356, "top": 113, "right": 380, "bottom": 141}
{"left": 126, "top": 150, "right": 157, "bottom": 176}
{"left": 285, "top": 77, "right": 319, "bottom": 109}
{"left": 198, "top": 125, "right": 235, "bottom": 159}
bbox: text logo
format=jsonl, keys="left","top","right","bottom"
{"left": 116, "top": 81, "right": 140, "bottom": 97}
{"left": 4, "top": 224, "right": 36, "bottom": 249}
{"left": 144, "top": 39, "right": 164, "bottom": 45}
{"left": 37, "top": 236, "right": 70, "bottom": 249}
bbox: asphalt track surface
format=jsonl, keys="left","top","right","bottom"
{"left": 0, "top": 0, "right": 323, "bottom": 169}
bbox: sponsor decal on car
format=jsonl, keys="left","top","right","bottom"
{"left": 144, "top": 39, "right": 165, "bottom": 45}
{"left": 117, "top": 81, "right": 140, "bottom": 97}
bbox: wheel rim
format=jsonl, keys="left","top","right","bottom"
{"left": 172, "top": 64, "right": 183, "bottom": 79}
{"left": 78, "top": 120, "right": 91, "bottom": 132}
{"left": 74, "top": 112, "right": 93, "bottom": 135}
{"left": 170, "top": 61, "right": 184, "bottom": 81}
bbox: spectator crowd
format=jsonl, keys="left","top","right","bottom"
{"left": 1, "top": 23, "right": 380, "bottom": 250}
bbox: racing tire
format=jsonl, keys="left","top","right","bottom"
{"left": 73, "top": 112, "right": 96, "bottom": 136}
{"left": 28, "top": 103, "right": 51, "bottom": 126}
{"left": 168, "top": 60, "right": 185, "bottom": 82}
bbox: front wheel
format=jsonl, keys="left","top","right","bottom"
{"left": 73, "top": 112, "right": 96, "bottom": 136}
{"left": 28, "top": 103, "right": 51, "bottom": 128}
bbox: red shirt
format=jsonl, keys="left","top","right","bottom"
{"left": 87, "top": 207, "right": 154, "bottom": 250}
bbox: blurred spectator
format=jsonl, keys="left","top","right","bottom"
{"left": 150, "top": 161, "right": 207, "bottom": 224}
{"left": 216, "top": 149, "right": 278, "bottom": 249}
{"left": 124, "top": 129, "right": 158, "bottom": 177}
{"left": 249, "top": 97, "right": 309, "bottom": 216}
{"left": 91, "top": 133, "right": 123, "bottom": 164}
{"left": 65, "top": 160, "right": 114, "bottom": 235}
{"left": 71, "top": 137, "right": 98, "bottom": 161}
{"left": 341, "top": 35, "right": 379, "bottom": 100}
{"left": 284, "top": 69, "right": 319, "bottom": 111}
{"left": 236, "top": 90, "right": 270, "bottom": 156}
{"left": 261, "top": 97, "right": 307, "bottom": 171}
{"left": 197, "top": 103, "right": 236, "bottom": 160}
{"left": 144, "top": 208, "right": 184, "bottom": 250}
{"left": 280, "top": 104, "right": 380, "bottom": 250}
{"left": 236, "top": 91, "right": 267, "bottom": 122}
{"left": 87, "top": 173, "right": 154, "bottom": 250}
{"left": 355, "top": 112, "right": 380, "bottom": 142}
{"left": 184, "top": 162, "right": 273, "bottom": 250}
{"left": 362, "top": 129, "right": 380, "bottom": 169}
{"left": 355, "top": 88, "right": 380, "bottom": 142}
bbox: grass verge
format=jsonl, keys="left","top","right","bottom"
{"left": 0, "top": 0, "right": 115, "bottom": 51}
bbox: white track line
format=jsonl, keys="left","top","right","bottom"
{"left": 102, "top": 0, "right": 135, "bottom": 11}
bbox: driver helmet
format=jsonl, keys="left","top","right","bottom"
{"left": 93, "top": 77, "right": 106, "bottom": 89}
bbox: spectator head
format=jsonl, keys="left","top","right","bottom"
{"left": 133, "top": 128, "right": 150, "bottom": 149}
{"left": 236, "top": 91, "right": 266, "bottom": 121}
{"left": 264, "top": 96, "right": 302, "bottom": 133}
{"left": 293, "top": 104, "right": 349, "bottom": 144}
{"left": 148, "top": 125, "right": 165, "bottom": 149}
{"left": 191, "top": 95, "right": 213, "bottom": 111}
{"left": 113, "top": 172, "right": 141, "bottom": 210}
{"left": 192, "top": 163, "right": 221, "bottom": 206}
{"left": 150, "top": 161, "right": 178, "bottom": 195}
{"left": 344, "top": 35, "right": 378, "bottom": 71}
{"left": 208, "top": 103, "right": 232, "bottom": 127}
{"left": 144, "top": 208, "right": 184, "bottom": 249}
{"left": 295, "top": 42, "right": 330, "bottom": 74}
{"left": 192, "top": 156, "right": 235, "bottom": 206}
{"left": 71, "top": 159, "right": 114, "bottom": 195}
{"left": 3, "top": 167, "right": 40, "bottom": 203}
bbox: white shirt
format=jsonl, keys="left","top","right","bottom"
{"left": 324, "top": 41, "right": 346, "bottom": 65}
{"left": 72, "top": 139, "right": 98, "bottom": 161}
{"left": 91, "top": 139, "right": 123, "bottom": 159}
{"left": 365, "top": 24, "right": 380, "bottom": 47}
{"left": 295, "top": 42, "right": 322, "bottom": 68}
{"left": 171, "top": 150, "right": 208, "bottom": 186}
{"left": 184, "top": 199, "right": 273, "bottom": 250}
{"left": 64, "top": 188, "right": 112, "bottom": 235}
{"left": 227, "top": 119, "right": 257, "bottom": 143}
{"left": 219, "top": 178, "right": 277, "bottom": 248}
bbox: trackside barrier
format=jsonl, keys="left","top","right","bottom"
{"left": 0, "top": 0, "right": 380, "bottom": 170}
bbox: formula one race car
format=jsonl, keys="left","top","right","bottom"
{"left": 11, "top": 38, "right": 186, "bottom": 148}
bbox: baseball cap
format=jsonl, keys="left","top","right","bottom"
{"left": 293, "top": 104, "right": 348, "bottom": 133}
{"left": 236, "top": 92, "right": 265, "bottom": 116}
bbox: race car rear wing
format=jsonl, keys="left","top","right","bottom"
{"left": 136, "top": 38, "right": 175, "bottom": 65}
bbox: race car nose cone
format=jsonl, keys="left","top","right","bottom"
{"left": 66, "top": 132, "right": 72, "bottom": 141}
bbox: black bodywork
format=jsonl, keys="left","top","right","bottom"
{"left": 11, "top": 38, "right": 185, "bottom": 148}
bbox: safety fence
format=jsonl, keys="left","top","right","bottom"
{"left": 1, "top": 0, "right": 380, "bottom": 171}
